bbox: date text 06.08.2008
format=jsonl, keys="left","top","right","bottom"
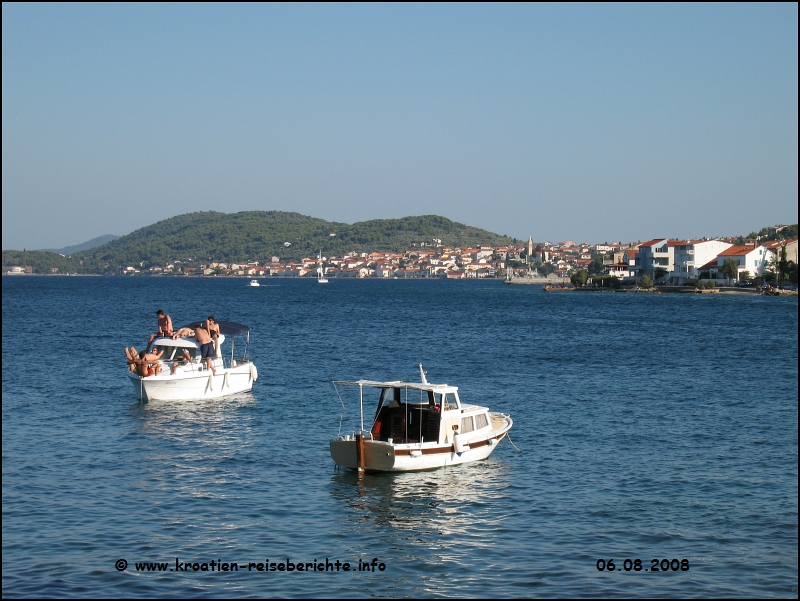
{"left": 597, "top": 559, "right": 689, "bottom": 572}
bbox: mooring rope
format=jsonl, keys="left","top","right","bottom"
{"left": 333, "top": 383, "right": 346, "bottom": 410}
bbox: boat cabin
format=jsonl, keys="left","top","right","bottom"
{"left": 335, "top": 380, "right": 494, "bottom": 447}
{"left": 370, "top": 384, "right": 455, "bottom": 444}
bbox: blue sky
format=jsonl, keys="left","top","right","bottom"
{"left": 2, "top": 3, "right": 797, "bottom": 249}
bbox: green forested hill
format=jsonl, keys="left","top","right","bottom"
{"left": 3, "top": 212, "right": 514, "bottom": 274}
{"left": 1, "top": 250, "right": 86, "bottom": 275}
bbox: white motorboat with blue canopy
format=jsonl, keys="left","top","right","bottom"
{"left": 330, "top": 366, "right": 512, "bottom": 472}
{"left": 127, "top": 320, "right": 258, "bottom": 401}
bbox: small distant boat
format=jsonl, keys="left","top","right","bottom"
{"left": 330, "top": 365, "right": 513, "bottom": 472}
{"left": 249, "top": 279, "right": 260, "bottom": 287}
{"left": 317, "top": 250, "right": 328, "bottom": 284}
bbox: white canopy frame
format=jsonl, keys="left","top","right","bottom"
{"left": 332, "top": 379, "right": 461, "bottom": 439}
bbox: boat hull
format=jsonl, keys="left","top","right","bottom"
{"left": 330, "top": 413, "right": 512, "bottom": 472}
{"left": 127, "top": 362, "right": 256, "bottom": 401}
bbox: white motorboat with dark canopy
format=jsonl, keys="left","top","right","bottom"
{"left": 330, "top": 366, "right": 512, "bottom": 472}
{"left": 127, "top": 320, "right": 258, "bottom": 401}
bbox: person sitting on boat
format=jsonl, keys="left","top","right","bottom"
{"left": 141, "top": 348, "right": 164, "bottom": 377}
{"left": 171, "top": 349, "right": 192, "bottom": 374}
{"left": 124, "top": 347, "right": 162, "bottom": 377}
{"left": 146, "top": 310, "right": 174, "bottom": 351}
{"left": 205, "top": 316, "right": 221, "bottom": 352}
{"left": 194, "top": 325, "right": 217, "bottom": 376}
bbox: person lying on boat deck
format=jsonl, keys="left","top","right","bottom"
{"left": 194, "top": 325, "right": 217, "bottom": 376}
{"left": 171, "top": 327, "right": 195, "bottom": 339}
{"left": 146, "top": 309, "right": 173, "bottom": 351}
{"left": 171, "top": 349, "right": 192, "bottom": 374}
{"left": 205, "top": 316, "right": 220, "bottom": 351}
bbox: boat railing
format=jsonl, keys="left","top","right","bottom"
{"left": 150, "top": 355, "right": 224, "bottom": 375}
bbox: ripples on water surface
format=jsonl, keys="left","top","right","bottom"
{"left": 2, "top": 277, "right": 797, "bottom": 597}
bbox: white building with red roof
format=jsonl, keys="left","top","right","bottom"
{"left": 669, "top": 239, "right": 733, "bottom": 284}
{"left": 697, "top": 245, "right": 775, "bottom": 282}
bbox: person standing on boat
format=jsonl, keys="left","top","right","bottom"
{"left": 194, "top": 325, "right": 217, "bottom": 376}
{"left": 205, "top": 316, "right": 221, "bottom": 354}
{"left": 146, "top": 309, "right": 174, "bottom": 351}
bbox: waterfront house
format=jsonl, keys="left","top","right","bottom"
{"left": 602, "top": 263, "right": 633, "bottom": 278}
{"left": 764, "top": 238, "right": 798, "bottom": 264}
{"left": 669, "top": 239, "right": 733, "bottom": 284}
{"left": 375, "top": 263, "right": 395, "bottom": 278}
{"left": 698, "top": 245, "right": 775, "bottom": 282}
{"left": 634, "top": 239, "right": 672, "bottom": 279}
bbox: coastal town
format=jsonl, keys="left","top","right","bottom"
{"left": 94, "top": 228, "right": 800, "bottom": 286}
{"left": 6, "top": 224, "right": 798, "bottom": 288}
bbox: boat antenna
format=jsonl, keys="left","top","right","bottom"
{"left": 419, "top": 363, "right": 428, "bottom": 384}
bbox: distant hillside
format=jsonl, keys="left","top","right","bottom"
{"left": 41, "top": 234, "right": 119, "bottom": 255}
{"left": 3, "top": 212, "right": 514, "bottom": 274}
{"left": 744, "top": 224, "right": 798, "bottom": 241}
{"left": 1, "top": 250, "right": 85, "bottom": 275}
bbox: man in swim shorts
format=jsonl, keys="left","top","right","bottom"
{"left": 147, "top": 310, "right": 174, "bottom": 351}
{"left": 194, "top": 325, "right": 217, "bottom": 376}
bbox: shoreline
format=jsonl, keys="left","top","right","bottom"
{"left": 5, "top": 273, "right": 797, "bottom": 295}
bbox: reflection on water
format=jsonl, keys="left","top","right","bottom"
{"left": 130, "top": 393, "right": 257, "bottom": 436}
{"left": 133, "top": 391, "right": 258, "bottom": 415}
{"left": 330, "top": 457, "right": 511, "bottom": 538}
{"left": 328, "top": 458, "right": 516, "bottom": 596}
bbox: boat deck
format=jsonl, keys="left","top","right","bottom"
{"left": 490, "top": 412, "right": 508, "bottom": 429}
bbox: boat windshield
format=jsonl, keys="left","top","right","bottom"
{"left": 151, "top": 345, "right": 198, "bottom": 361}
{"left": 387, "top": 390, "right": 457, "bottom": 410}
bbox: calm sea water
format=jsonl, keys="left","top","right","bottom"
{"left": 2, "top": 277, "right": 797, "bottom": 598}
